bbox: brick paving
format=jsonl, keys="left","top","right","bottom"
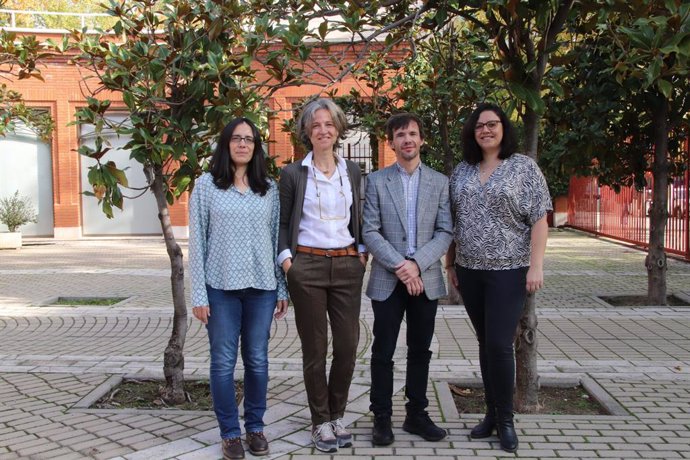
{"left": 0, "top": 229, "right": 689, "bottom": 459}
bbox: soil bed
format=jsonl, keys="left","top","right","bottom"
{"left": 599, "top": 294, "right": 689, "bottom": 307}
{"left": 450, "top": 384, "right": 609, "bottom": 416}
{"left": 52, "top": 296, "right": 128, "bottom": 306}
{"left": 94, "top": 379, "right": 242, "bottom": 410}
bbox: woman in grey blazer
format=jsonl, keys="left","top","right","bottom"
{"left": 277, "top": 98, "right": 367, "bottom": 453}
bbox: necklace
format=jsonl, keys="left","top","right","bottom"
{"left": 311, "top": 158, "right": 348, "bottom": 220}
{"left": 312, "top": 154, "right": 337, "bottom": 176}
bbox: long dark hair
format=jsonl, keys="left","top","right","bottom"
{"left": 209, "top": 118, "right": 269, "bottom": 195}
{"left": 461, "top": 102, "right": 519, "bottom": 165}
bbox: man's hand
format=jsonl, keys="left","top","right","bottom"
{"left": 395, "top": 259, "right": 420, "bottom": 283}
{"left": 404, "top": 276, "right": 424, "bottom": 296}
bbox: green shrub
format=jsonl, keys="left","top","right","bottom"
{"left": 0, "top": 191, "right": 38, "bottom": 232}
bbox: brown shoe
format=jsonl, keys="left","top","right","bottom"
{"left": 246, "top": 431, "right": 269, "bottom": 456}
{"left": 222, "top": 437, "right": 245, "bottom": 459}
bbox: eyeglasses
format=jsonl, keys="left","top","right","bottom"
{"left": 230, "top": 135, "right": 256, "bottom": 144}
{"left": 312, "top": 161, "right": 348, "bottom": 220}
{"left": 474, "top": 120, "right": 501, "bottom": 132}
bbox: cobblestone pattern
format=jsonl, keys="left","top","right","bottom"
{"left": 0, "top": 230, "right": 689, "bottom": 459}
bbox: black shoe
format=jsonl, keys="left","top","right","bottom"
{"left": 470, "top": 413, "right": 496, "bottom": 439}
{"left": 402, "top": 412, "right": 447, "bottom": 442}
{"left": 372, "top": 416, "right": 394, "bottom": 446}
{"left": 496, "top": 415, "right": 519, "bottom": 453}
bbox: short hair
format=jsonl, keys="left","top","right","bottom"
{"left": 296, "top": 98, "right": 348, "bottom": 151}
{"left": 385, "top": 112, "right": 425, "bottom": 141}
{"left": 209, "top": 117, "right": 269, "bottom": 195}
{"left": 461, "top": 102, "right": 518, "bottom": 165}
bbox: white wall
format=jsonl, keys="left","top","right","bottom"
{"left": 80, "top": 115, "right": 161, "bottom": 235}
{"left": 0, "top": 125, "right": 54, "bottom": 236}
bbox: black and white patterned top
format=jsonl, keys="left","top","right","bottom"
{"left": 449, "top": 153, "right": 552, "bottom": 270}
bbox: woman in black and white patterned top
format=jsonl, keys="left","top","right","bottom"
{"left": 445, "top": 103, "right": 551, "bottom": 454}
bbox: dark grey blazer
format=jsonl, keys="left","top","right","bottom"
{"left": 278, "top": 158, "right": 363, "bottom": 256}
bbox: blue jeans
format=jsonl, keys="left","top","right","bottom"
{"left": 206, "top": 286, "right": 277, "bottom": 439}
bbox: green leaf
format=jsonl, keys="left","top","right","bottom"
{"left": 105, "top": 162, "right": 129, "bottom": 187}
{"left": 647, "top": 58, "right": 662, "bottom": 86}
{"left": 318, "top": 20, "right": 328, "bottom": 40}
{"left": 678, "top": 35, "right": 690, "bottom": 57}
{"left": 102, "top": 200, "right": 113, "bottom": 219}
{"left": 664, "top": 0, "right": 678, "bottom": 14}
{"left": 208, "top": 18, "right": 224, "bottom": 41}
{"left": 657, "top": 79, "right": 672, "bottom": 98}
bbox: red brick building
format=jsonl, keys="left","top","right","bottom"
{"left": 2, "top": 30, "right": 398, "bottom": 238}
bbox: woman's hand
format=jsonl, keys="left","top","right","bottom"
{"left": 192, "top": 305, "right": 210, "bottom": 324}
{"left": 274, "top": 299, "right": 289, "bottom": 320}
{"left": 526, "top": 265, "right": 543, "bottom": 293}
{"left": 282, "top": 257, "right": 292, "bottom": 274}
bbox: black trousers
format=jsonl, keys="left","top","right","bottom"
{"left": 370, "top": 281, "right": 438, "bottom": 418}
{"left": 455, "top": 266, "right": 528, "bottom": 416}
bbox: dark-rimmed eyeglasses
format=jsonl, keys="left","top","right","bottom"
{"left": 474, "top": 120, "right": 501, "bottom": 132}
{"left": 230, "top": 135, "right": 255, "bottom": 144}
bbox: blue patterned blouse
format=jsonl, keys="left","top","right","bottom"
{"left": 189, "top": 172, "right": 288, "bottom": 306}
{"left": 449, "top": 153, "right": 552, "bottom": 270}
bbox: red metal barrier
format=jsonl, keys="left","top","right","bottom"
{"left": 568, "top": 172, "right": 689, "bottom": 260}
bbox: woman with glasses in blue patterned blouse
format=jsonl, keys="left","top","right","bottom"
{"left": 445, "top": 103, "right": 551, "bottom": 454}
{"left": 189, "top": 117, "right": 288, "bottom": 460}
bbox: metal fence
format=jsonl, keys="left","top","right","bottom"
{"left": 568, "top": 172, "right": 689, "bottom": 260}
{"left": 338, "top": 141, "right": 373, "bottom": 175}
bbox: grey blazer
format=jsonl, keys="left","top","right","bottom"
{"left": 363, "top": 163, "right": 453, "bottom": 301}
{"left": 278, "top": 158, "right": 363, "bottom": 256}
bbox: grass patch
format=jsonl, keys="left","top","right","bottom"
{"left": 450, "top": 384, "right": 609, "bottom": 416}
{"left": 51, "top": 296, "right": 128, "bottom": 306}
{"left": 94, "top": 378, "right": 242, "bottom": 411}
{"left": 599, "top": 294, "right": 689, "bottom": 307}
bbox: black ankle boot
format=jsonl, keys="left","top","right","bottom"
{"left": 496, "top": 414, "right": 518, "bottom": 453}
{"left": 470, "top": 412, "right": 496, "bottom": 439}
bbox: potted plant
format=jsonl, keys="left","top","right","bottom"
{"left": 0, "top": 191, "right": 38, "bottom": 249}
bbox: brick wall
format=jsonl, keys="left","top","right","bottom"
{"left": 5, "top": 35, "right": 404, "bottom": 236}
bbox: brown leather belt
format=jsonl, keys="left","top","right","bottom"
{"left": 296, "top": 245, "right": 358, "bottom": 257}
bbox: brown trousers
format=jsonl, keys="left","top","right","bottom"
{"left": 286, "top": 252, "right": 365, "bottom": 425}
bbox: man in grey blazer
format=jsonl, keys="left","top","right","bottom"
{"left": 363, "top": 113, "right": 453, "bottom": 446}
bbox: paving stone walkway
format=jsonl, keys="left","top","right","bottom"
{"left": 0, "top": 229, "right": 689, "bottom": 459}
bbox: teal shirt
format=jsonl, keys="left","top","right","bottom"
{"left": 189, "top": 173, "right": 288, "bottom": 306}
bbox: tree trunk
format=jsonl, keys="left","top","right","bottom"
{"left": 148, "top": 164, "right": 188, "bottom": 404}
{"left": 514, "top": 105, "right": 540, "bottom": 413}
{"left": 438, "top": 104, "right": 461, "bottom": 304}
{"left": 515, "top": 293, "right": 539, "bottom": 411}
{"left": 646, "top": 95, "right": 669, "bottom": 305}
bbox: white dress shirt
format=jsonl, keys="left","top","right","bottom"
{"left": 277, "top": 152, "right": 365, "bottom": 264}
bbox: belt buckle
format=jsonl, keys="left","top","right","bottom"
{"left": 324, "top": 249, "right": 333, "bottom": 257}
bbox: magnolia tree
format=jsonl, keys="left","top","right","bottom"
{"left": 0, "top": 26, "right": 55, "bottom": 140}
{"left": 72, "top": 0, "right": 375, "bottom": 402}
{"left": 349, "top": 0, "right": 582, "bottom": 412}
{"left": 544, "top": 0, "right": 690, "bottom": 304}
